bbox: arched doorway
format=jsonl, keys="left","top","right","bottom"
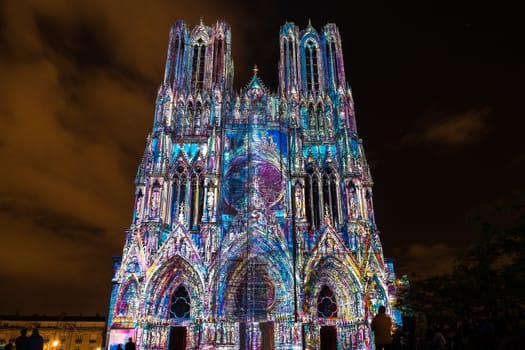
{"left": 318, "top": 285, "right": 338, "bottom": 350}
{"left": 317, "top": 285, "right": 338, "bottom": 318}
{"left": 233, "top": 259, "right": 275, "bottom": 322}
{"left": 168, "top": 285, "right": 191, "bottom": 350}
{"left": 233, "top": 259, "right": 276, "bottom": 349}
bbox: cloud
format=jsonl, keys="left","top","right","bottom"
{"left": 403, "top": 106, "right": 491, "bottom": 146}
{"left": 394, "top": 243, "right": 457, "bottom": 279}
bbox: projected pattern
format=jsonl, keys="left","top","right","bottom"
{"left": 106, "top": 19, "right": 397, "bottom": 350}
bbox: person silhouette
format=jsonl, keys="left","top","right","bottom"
{"left": 124, "top": 338, "right": 136, "bottom": 350}
{"left": 372, "top": 305, "right": 393, "bottom": 350}
{"left": 16, "top": 328, "right": 29, "bottom": 350}
{"left": 4, "top": 341, "right": 13, "bottom": 350}
{"left": 25, "top": 329, "right": 43, "bottom": 350}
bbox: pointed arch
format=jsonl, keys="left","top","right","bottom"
{"left": 212, "top": 36, "right": 224, "bottom": 85}
{"left": 149, "top": 180, "right": 161, "bottom": 219}
{"left": 347, "top": 178, "right": 363, "bottom": 221}
{"left": 192, "top": 38, "right": 206, "bottom": 91}
{"left": 194, "top": 101, "right": 202, "bottom": 133}
{"left": 169, "top": 284, "right": 191, "bottom": 319}
{"left": 185, "top": 101, "right": 194, "bottom": 135}
{"left": 316, "top": 102, "right": 325, "bottom": 137}
{"left": 175, "top": 100, "right": 185, "bottom": 136}
{"left": 144, "top": 255, "right": 204, "bottom": 320}
{"left": 365, "top": 188, "right": 375, "bottom": 224}
{"left": 189, "top": 164, "right": 204, "bottom": 230}
{"left": 229, "top": 257, "right": 276, "bottom": 321}
{"left": 115, "top": 278, "right": 140, "bottom": 318}
{"left": 317, "top": 285, "right": 338, "bottom": 318}
{"left": 305, "top": 163, "right": 322, "bottom": 229}
{"left": 171, "top": 163, "right": 189, "bottom": 225}
{"left": 134, "top": 188, "right": 144, "bottom": 222}
{"left": 322, "top": 166, "right": 340, "bottom": 225}
{"left": 300, "top": 101, "right": 309, "bottom": 130}
{"left": 303, "top": 253, "right": 364, "bottom": 320}
{"left": 302, "top": 39, "right": 320, "bottom": 92}
{"left": 212, "top": 224, "right": 294, "bottom": 319}
{"left": 324, "top": 100, "right": 335, "bottom": 137}
{"left": 172, "top": 32, "right": 185, "bottom": 88}
{"left": 282, "top": 35, "right": 297, "bottom": 92}
{"left": 164, "top": 23, "right": 187, "bottom": 88}
{"left": 326, "top": 38, "right": 339, "bottom": 89}
{"left": 308, "top": 102, "right": 316, "bottom": 138}
{"left": 202, "top": 100, "right": 211, "bottom": 128}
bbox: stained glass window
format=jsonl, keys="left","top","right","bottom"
{"left": 304, "top": 40, "right": 319, "bottom": 92}
{"left": 317, "top": 285, "right": 338, "bottom": 318}
{"left": 169, "top": 285, "right": 191, "bottom": 319}
{"left": 192, "top": 39, "right": 206, "bottom": 90}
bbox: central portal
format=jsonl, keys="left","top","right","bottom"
{"left": 239, "top": 322, "right": 275, "bottom": 350}
{"left": 260, "top": 322, "right": 274, "bottom": 350}
{"left": 233, "top": 258, "right": 275, "bottom": 321}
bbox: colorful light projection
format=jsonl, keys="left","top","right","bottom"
{"left": 106, "top": 19, "right": 397, "bottom": 350}
{"left": 107, "top": 329, "right": 136, "bottom": 350}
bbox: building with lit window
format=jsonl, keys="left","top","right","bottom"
{"left": 0, "top": 315, "right": 105, "bottom": 350}
{"left": 106, "top": 19, "right": 396, "bottom": 350}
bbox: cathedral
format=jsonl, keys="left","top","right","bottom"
{"left": 106, "top": 19, "right": 397, "bottom": 350}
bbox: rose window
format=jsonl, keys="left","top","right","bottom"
{"left": 317, "top": 285, "right": 338, "bottom": 318}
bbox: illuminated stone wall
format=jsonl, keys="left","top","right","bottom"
{"left": 106, "top": 19, "right": 396, "bottom": 350}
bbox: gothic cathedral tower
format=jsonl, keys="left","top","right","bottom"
{"left": 106, "top": 19, "right": 396, "bottom": 350}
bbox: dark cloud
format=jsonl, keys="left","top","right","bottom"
{"left": 0, "top": 194, "right": 107, "bottom": 246}
{"left": 33, "top": 214, "right": 106, "bottom": 245}
{"left": 35, "top": 14, "right": 116, "bottom": 71}
{"left": 393, "top": 243, "right": 458, "bottom": 279}
{"left": 402, "top": 106, "right": 492, "bottom": 146}
{"left": 421, "top": 107, "right": 490, "bottom": 145}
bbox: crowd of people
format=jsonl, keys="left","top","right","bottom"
{"left": 3, "top": 332, "right": 136, "bottom": 350}
{"left": 3, "top": 328, "right": 44, "bottom": 350}
{"left": 376, "top": 309, "right": 525, "bottom": 350}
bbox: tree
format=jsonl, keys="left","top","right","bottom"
{"left": 410, "top": 192, "right": 525, "bottom": 324}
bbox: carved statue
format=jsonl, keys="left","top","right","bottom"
{"left": 294, "top": 186, "right": 305, "bottom": 218}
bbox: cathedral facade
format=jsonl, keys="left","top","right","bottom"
{"left": 106, "top": 19, "right": 396, "bottom": 350}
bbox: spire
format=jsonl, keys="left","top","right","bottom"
{"left": 306, "top": 18, "right": 315, "bottom": 32}
{"left": 304, "top": 18, "right": 317, "bottom": 35}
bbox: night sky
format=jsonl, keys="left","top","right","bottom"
{"left": 0, "top": 1, "right": 523, "bottom": 315}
